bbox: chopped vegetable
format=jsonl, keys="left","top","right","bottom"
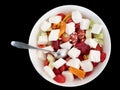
{"left": 47, "top": 53, "right": 55, "bottom": 62}
{"left": 63, "top": 13, "right": 71, "bottom": 22}
{"left": 68, "top": 66, "right": 86, "bottom": 79}
{"left": 57, "top": 13, "right": 65, "bottom": 20}
{"left": 75, "top": 42, "right": 90, "bottom": 54}
{"left": 94, "top": 32, "right": 103, "bottom": 39}
{"left": 100, "top": 52, "right": 106, "bottom": 62}
{"left": 59, "top": 21, "right": 66, "bottom": 37}
{"left": 52, "top": 40, "right": 60, "bottom": 51}
{"left": 54, "top": 74, "right": 65, "bottom": 83}
{"left": 44, "top": 59, "right": 49, "bottom": 66}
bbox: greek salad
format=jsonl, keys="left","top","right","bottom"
{"left": 37, "top": 10, "right": 106, "bottom": 83}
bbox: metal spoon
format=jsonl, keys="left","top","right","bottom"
{"left": 11, "top": 41, "right": 67, "bottom": 58}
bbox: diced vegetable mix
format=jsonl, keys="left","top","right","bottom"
{"left": 37, "top": 10, "right": 106, "bottom": 83}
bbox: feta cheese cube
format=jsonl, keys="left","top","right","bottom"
{"left": 53, "top": 58, "right": 66, "bottom": 69}
{"left": 68, "top": 47, "right": 81, "bottom": 58}
{"left": 91, "top": 24, "right": 103, "bottom": 34}
{"left": 80, "top": 60, "right": 93, "bottom": 72}
{"left": 38, "top": 35, "right": 48, "bottom": 45}
{"left": 89, "top": 50, "right": 100, "bottom": 62}
{"left": 80, "top": 19, "right": 90, "bottom": 30}
{"left": 44, "top": 66, "right": 56, "bottom": 78}
{"left": 60, "top": 41, "right": 72, "bottom": 49}
{"left": 62, "top": 71, "right": 74, "bottom": 82}
{"left": 49, "top": 29, "right": 60, "bottom": 41}
{"left": 55, "top": 49, "right": 68, "bottom": 58}
{"left": 66, "top": 58, "right": 81, "bottom": 69}
{"left": 65, "top": 22, "right": 75, "bottom": 35}
{"left": 85, "top": 38, "right": 98, "bottom": 48}
{"left": 43, "top": 46, "right": 54, "bottom": 53}
{"left": 48, "top": 16, "right": 62, "bottom": 24}
{"left": 72, "top": 10, "right": 82, "bottom": 23}
{"left": 40, "top": 21, "right": 51, "bottom": 31}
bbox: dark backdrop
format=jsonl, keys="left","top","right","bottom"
{"left": 2, "top": 0, "right": 117, "bottom": 89}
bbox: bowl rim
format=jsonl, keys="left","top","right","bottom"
{"left": 28, "top": 5, "right": 111, "bottom": 87}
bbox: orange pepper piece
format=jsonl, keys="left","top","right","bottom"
{"left": 59, "top": 21, "right": 66, "bottom": 37}
{"left": 63, "top": 13, "right": 71, "bottom": 22}
{"left": 68, "top": 66, "right": 86, "bottom": 79}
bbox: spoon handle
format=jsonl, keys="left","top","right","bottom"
{"left": 11, "top": 41, "right": 55, "bottom": 53}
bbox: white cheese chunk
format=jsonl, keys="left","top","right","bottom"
{"left": 62, "top": 71, "right": 74, "bottom": 82}
{"left": 60, "top": 41, "right": 72, "bottom": 49}
{"left": 49, "top": 29, "right": 60, "bottom": 41}
{"left": 55, "top": 49, "right": 68, "bottom": 58}
{"left": 65, "top": 22, "right": 75, "bottom": 35}
{"left": 38, "top": 35, "right": 48, "bottom": 45}
{"left": 43, "top": 46, "right": 54, "bottom": 53}
{"left": 53, "top": 58, "right": 66, "bottom": 69}
{"left": 48, "top": 16, "right": 62, "bottom": 24}
{"left": 44, "top": 66, "right": 56, "bottom": 78}
{"left": 66, "top": 58, "right": 81, "bottom": 69}
{"left": 40, "top": 21, "right": 51, "bottom": 31}
{"left": 85, "top": 38, "right": 98, "bottom": 48}
{"left": 89, "top": 50, "right": 100, "bottom": 62}
{"left": 68, "top": 47, "right": 81, "bottom": 58}
{"left": 80, "top": 19, "right": 90, "bottom": 30}
{"left": 72, "top": 10, "right": 82, "bottom": 23}
{"left": 91, "top": 24, "right": 103, "bottom": 34}
{"left": 80, "top": 60, "right": 93, "bottom": 72}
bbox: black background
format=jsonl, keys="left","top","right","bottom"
{"left": 2, "top": 0, "right": 118, "bottom": 89}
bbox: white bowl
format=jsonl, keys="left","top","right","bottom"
{"left": 28, "top": 5, "right": 111, "bottom": 87}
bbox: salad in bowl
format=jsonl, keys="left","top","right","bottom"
{"left": 28, "top": 5, "right": 111, "bottom": 87}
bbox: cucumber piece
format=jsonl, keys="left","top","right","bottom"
{"left": 94, "top": 32, "right": 103, "bottom": 39}
{"left": 86, "top": 29, "right": 92, "bottom": 38}
{"left": 47, "top": 54, "right": 55, "bottom": 62}
{"left": 40, "top": 31, "right": 47, "bottom": 36}
{"left": 48, "top": 62, "right": 54, "bottom": 70}
{"left": 94, "top": 38, "right": 104, "bottom": 46}
{"left": 89, "top": 20, "right": 94, "bottom": 29}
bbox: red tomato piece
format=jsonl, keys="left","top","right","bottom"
{"left": 37, "top": 44, "right": 45, "bottom": 48}
{"left": 100, "top": 52, "right": 106, "bottom": 62}
{"left": 75, "top": 42, "right": 90, "bottom": 54}
{"left": 52, "top": 40, "right": 60, "bottom": 51}
{"left": 44, "top": 59, "right": 49, "bottom": 66}
{"left": 57, "top": 13, "right": 65, "bottom": 20}
{"left": 54, "top": 74, "right": 65, "bottom": 83}
{"left": 95, "top": 44, "right": 103, "bottom": 52}
{"left": 53, "top": 68, "right": 61, "bottom": 75}
{"left": 59, "top": 64, "right": 66, "bottom": 72}
{"left": 85, "top": 71, "right": 92, "bottom": 77}
{"left": 92, "top": 62, "right": 99, "bottom": 67}
{"left": 66, "top": 17, "right": 73, "bottom": 23}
